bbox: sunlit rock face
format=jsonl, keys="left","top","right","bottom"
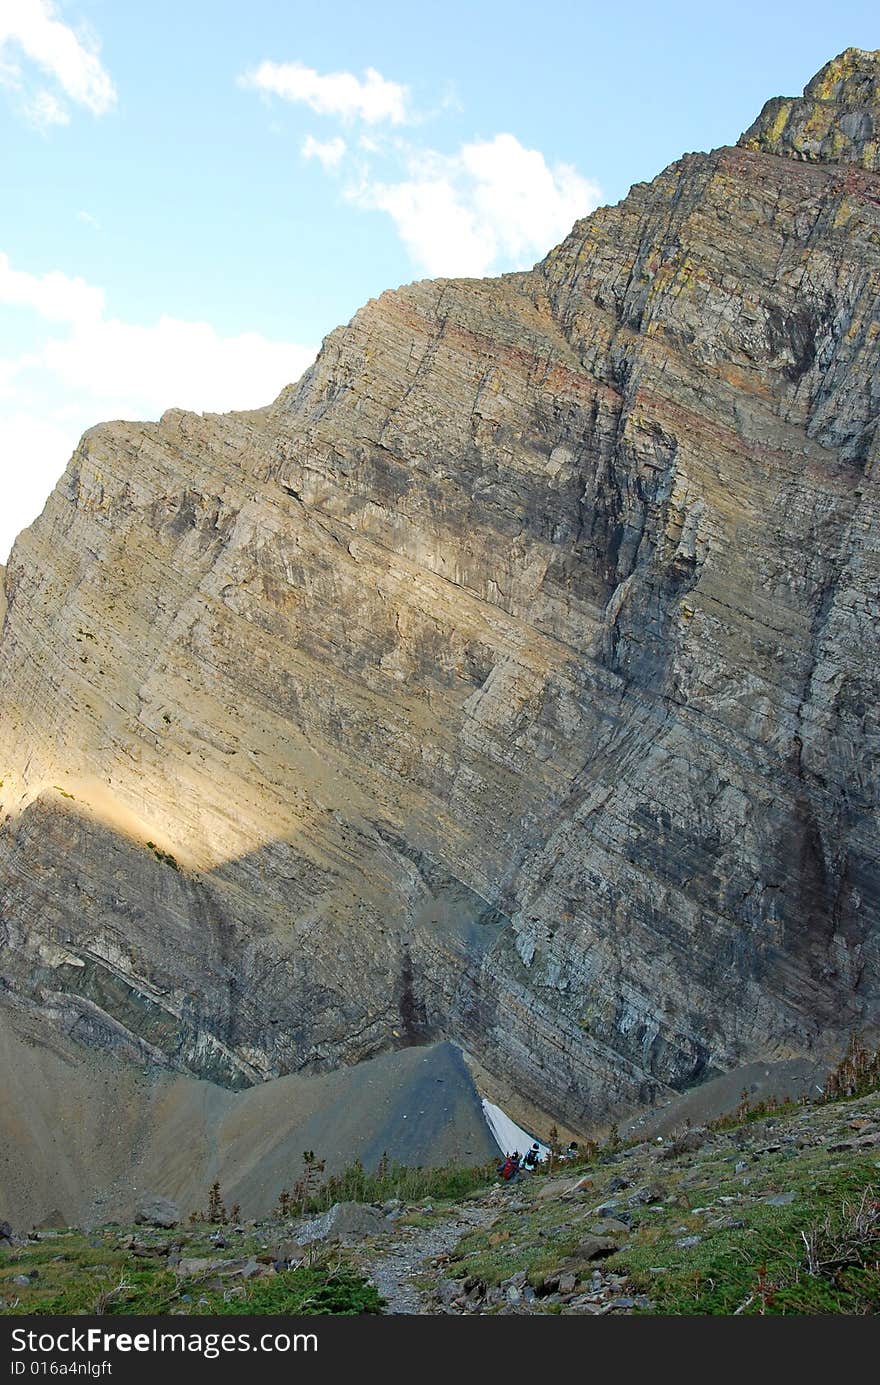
{"left": 1, "top": 52, "right": 878, "bottom": 1130}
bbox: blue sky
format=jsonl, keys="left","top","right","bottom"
{"left": 0, "top": 0, "right": 876, "bottom": 558}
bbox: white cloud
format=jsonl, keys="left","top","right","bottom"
{"left": 76, "top": 209, "right": 101, "bottom": 230}
{"left": 301, "top": 133, "right": 346, "bottom": 168}
{"left": 0, "top": 250, "right": 104, "bottom": 323}
{"left": 238, "top": 59, "right": 599, "bottom": 277}
{"left": 367, "top": 177, "right": 495, "bottom": 278}
{"left": 40, "top": 315, "right": 315, "bottom": 416}
{"left": 0, "top": 409, "right": 82, "bottom": 554}
{"left": 0, "top": 356, "right": 26, "bottom": 399}
{"left": 240, "top": 60, "right": 408, "bottom": 125}
{"left": 462, "top": 135, "right": 598, "bottom": 262}
{"left": 0, "top": 0, "right": 116, "bottom": 124}
{"left": 0, "top": 254, "right": 316, "bottom": 560}
{"left": 353, "top": 134, "right": 601, "bottom": 277}
{"left": 23, "top": 85, "right": 68, "bottom": 127}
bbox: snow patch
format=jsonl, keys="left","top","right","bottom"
{"left": 482, "top": 1098, "right": 549, "bottom": 1161}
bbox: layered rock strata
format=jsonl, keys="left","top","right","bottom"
{"left": 1, "top": 51, "right": 878, "bottom": 1129}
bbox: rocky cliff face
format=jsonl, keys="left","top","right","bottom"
{"left": 1, "top": 51, "right": 878, "bottom": 1131}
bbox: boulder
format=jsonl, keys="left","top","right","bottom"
{"left": 500, "top": 1270, "right": 527, "bottom": 1290}
{"left": 536, "top": 1175, "right": 589, "bottom": 1201}
{"left": 272, "top": 1239, "right": 307, "bottom": 1268}
{"left": 32, "top": 1209, "right": 67, "bottom": 1232}
{"left": 296, "top": 1201, "right": 388, "bottom": 1245}
{"left": 588, "top": 1217, "right": 631, "bottom": 1236}
{"left": 630, "top": 1181, "right": 667, "bottom": 1205}
{"left": 660, "top": 1130, "right": 706, "bottom": 1160}
{"left": 174, "top": 1256, "right": 232, "bottom": 1278}
{"left": 606, "top": 1175, "right": 630, "bottom": 1193}
{"left": 575, "top": 1235, "right": 620, "bottom": 1260}
{"left": 606, "top": 1294, "right": 637, "bottom": 1310}
{"left": 134, "top": 1194, "right": 180, "bottom": 1229}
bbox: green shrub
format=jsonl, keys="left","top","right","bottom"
{"left": 195, "top": 1265, "right": 384, "bottom": 1316}
{"left": 274, "top": 1153, "right": 498, "bottom": 1215}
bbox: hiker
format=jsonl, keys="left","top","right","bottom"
{"left": 499, "top": 1153, "right": 518, "bottom": 1181}
{"left": 523, "top": 1142, "right": 541, "bottom": 1168}
{"left": 563, "top": 1141, "right": 579, "bottom": 1161}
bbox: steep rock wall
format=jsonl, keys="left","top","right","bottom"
{"left": 0, "top": 51, "right": 878, "bottom": 1129}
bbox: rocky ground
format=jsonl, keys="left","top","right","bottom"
{"left": 353, "top": 1205, "right": 496, "bottom": 1314}
{"left": 2, "top": 1084, "right": 878, "bottom": 1315}
{"left": 346, "top": 1086, "right": 880, "bottom": 1315}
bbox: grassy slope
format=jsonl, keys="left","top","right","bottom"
{"left": 0, "top": 1229, "right": 384, "bottom": 1316}
{"left": 2, "top": 1087, "right": 878, "bottom": 1316}
{"left": 440, "top": 1089, "right": 880, "bottom": 1314}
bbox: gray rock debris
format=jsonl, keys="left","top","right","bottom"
{"left": 134, "top": 1195, "right": 180, "bottom": 1229}
{"left": 296, "top": 1201, "right": 388, "bottom": 1245}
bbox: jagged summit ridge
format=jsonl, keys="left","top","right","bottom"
{"left": 739, "top": 48, "right": 880, "bottom": 170}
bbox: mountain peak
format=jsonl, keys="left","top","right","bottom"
{"left": 738, "top": 48, "right": 880, "bottom": 170}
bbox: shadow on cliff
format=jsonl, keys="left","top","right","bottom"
{"left": 1, "top": 786, "right": 875, "bottom": 1137}
{"left": 0, "top": 790, "right": 507, "bottom": 1088}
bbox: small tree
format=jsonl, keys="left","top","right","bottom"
{"left": 207, "top": 1179, "right": 227, "bottom": 1224}
{"left": 546, "top": 1124, "right": 561, "bottom": 1172}
{"left": 300, "top": 1151, "right": 326, "bottom": 1211}
{"left": 340, "top": 1156, "right": 365, "bottom": 1204}
{"left": 824, "top": 1033, "right": 880, "bottom": 1101}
